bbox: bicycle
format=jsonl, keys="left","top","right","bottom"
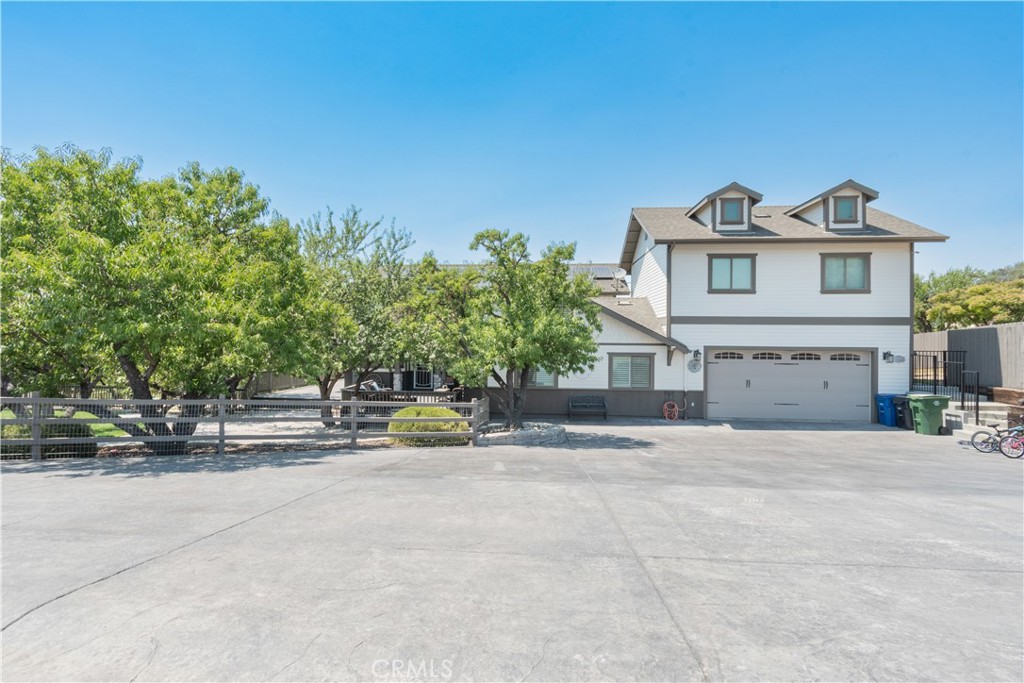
{"left": 969, "top": 423, "right": 1023, "bottom": 454}
{"left": 998, "top": 430, "right": 1024, "bottom": 459}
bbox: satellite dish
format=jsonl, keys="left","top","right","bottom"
{"left": 613, "top": 267, "right": 627, "bottom": 280}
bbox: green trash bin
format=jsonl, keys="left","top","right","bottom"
{"left": 908, "top": 394, "right": 950, "bottom": 435}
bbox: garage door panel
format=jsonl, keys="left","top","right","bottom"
{"left": 707, "top": 349, "right": 871, "bottom": 422}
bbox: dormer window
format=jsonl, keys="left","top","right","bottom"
{"left": 685, "top": 182, "right": 762, "bottom": 232}
{"left": 834, "top": 196, "right": 858, "bottom": 223}
{"left": 785, "top": 179, "right": 879, "bottom": 231}
{"left": 720, "top": 198, "right": 744, "bottom": 225}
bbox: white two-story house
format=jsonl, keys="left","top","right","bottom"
{"left": 521, "top": 180, "right": 948, "bottom": 422}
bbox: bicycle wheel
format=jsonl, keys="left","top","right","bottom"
{"left": 998, "top": 435, "right": 1024, "bottom": 459}
{"left": 970, "top": 430, "right": 997, "bottom": 453}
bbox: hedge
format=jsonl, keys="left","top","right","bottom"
{"left": 387, "top": 405, "right": 470, "bottom": 447}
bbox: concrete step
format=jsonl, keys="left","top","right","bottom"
{"left": 943, "top": 407, "right": 1009, "bottom": 429}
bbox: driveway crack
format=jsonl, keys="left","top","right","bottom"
{"left": 1, "top": 453, "right": 419, "bottom": 632}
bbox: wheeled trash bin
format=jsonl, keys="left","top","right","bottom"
{"left": 892, "top": 396, "right": 913, "bottom": 430}
{"left": 875, "top": 394, "right": 898, "bottom": 427}
{"left": 908, "top": 395, "right": 950, "bottom": 435}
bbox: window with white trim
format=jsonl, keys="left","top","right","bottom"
{"left": 713, "top": 351, "right": 744, "bottom": 360}
{"left": 791, "top": 353, "right": 821, "bottom": 361}
{"left": 830, "top": 353, "right": 862, "bottom": 361}
{"left": 752, "top": 352, "right": 782, "bottom": 360}
{"left": 609, "top": 354, "right": 652, "bottom": 389}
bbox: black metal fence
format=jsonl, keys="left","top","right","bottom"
{"left": 912, "top": 351, "right": 968, "bottom": 399}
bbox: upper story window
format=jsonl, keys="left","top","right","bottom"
{"left": 833, "top": 196, "right": 858, "bottom": 223}
{"left": 720, "top": 198, "right": 744, "bottom": 225}
{"left": 609, "top": 354, "right": 653, "bottom": 389}
{"left": 821, "top": 253, "right": 870, "bottom": 293}
{"left": 527, "top": 368, "right": 556, "bottom": 388}
{"left": 708, "top": 254, "right": 756, "bottom": 293}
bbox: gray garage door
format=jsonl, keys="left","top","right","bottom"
{"left": 706, "top": 349, "right": 871, "bottom": 421}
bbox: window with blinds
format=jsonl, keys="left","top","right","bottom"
{"left": 610, "top": 355, "right": 652, "bottom": 389}
{"left": 527, "top": 368, "right": 556, "bottom": 387}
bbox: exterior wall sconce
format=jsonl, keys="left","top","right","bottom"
{"left": 693, "top": 350, "right": 702, "bottom": 362}
{"left": 883, "top": 351, "right": 894, "bottom": 362}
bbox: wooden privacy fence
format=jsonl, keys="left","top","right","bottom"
{"left": 915, "top": 323, "right": 1024, "bottom": 390}
{"left": 0, "top": 395, "right": 489, "bottom": 461}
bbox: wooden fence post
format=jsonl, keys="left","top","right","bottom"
{"left": 349, "top": 399, "right": 359, "bottom": 449}
{"left": 471, "top": 398, "right": 480, "bottom": 447}
{"left": 29, "top": 391, "right": 42, "bottom": 461}
{"left": 218, "top": 394, "right": 226, "bottom": 456}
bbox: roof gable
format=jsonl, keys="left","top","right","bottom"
{"left": 785, "top": 179, "right": 880, "bottom": 217}
{"left": 685, "top": 182, "right": 763, "bottom": 218}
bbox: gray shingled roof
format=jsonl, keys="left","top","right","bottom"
{"left": 619, "top": 205, "right": 948, "bottom": 270}
{"left": 594, "top": 297, "right": 688, "bottom": 351}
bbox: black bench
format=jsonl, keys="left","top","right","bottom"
{"left": 569, "top": 394, "right": 607, "bottom": 421}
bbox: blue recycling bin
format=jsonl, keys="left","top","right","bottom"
{"left": 875, "top": 393, "right": 898, "bottom": 427}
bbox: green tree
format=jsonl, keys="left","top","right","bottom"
{"left": 294, "top": 207, "right": 413, "bottom": 410}
{"left": 413, "top": 230, "right": 601, "bottom": 430}
{"left": 1, "top": 147, "right": 306, "bottom": 453}
{"left": 927, "top": 280, "right": 1024, "bottom": 329}
{"left": 982, "top": 261, "right": 1024, "bottom": 283}
{"left": 914, "top": 266, "right": 985, "bottom": 332}
{"left": 1, "top": 146, "right": 137, "bottom": 398}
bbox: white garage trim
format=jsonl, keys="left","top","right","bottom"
{"left": 703, "top": 346, "right": 878, "bottom": 422}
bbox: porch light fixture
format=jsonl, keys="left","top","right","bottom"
{"left": 692, "top": 350, "right": 702, "bottom": 362}
{"left": 883, "top": 351, "right": 894, "bottom": 362}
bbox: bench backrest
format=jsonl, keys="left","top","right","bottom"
{"left": 569, "top": 395, "right": 606, "bottom": 407}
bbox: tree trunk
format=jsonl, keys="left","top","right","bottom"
{"left": 116, "top": 353, "right": 191, "bottom": 455}
{"left": 318, "top": 374, "right": 339, "bottom": 427}
{"left": 491, "top": 367, "right": 530, "bottom": 431}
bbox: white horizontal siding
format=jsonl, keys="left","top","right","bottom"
{"left": 631, "top": 229, "right": 668, "bottom": 319}
{"left": 486, "top": 313, "right": 667, "bottom": 389}
{"left": 670, "top": 241, "right": 911, "bottom": 318}
{"left": 671, "top": 323, "right": 911, "bottom": 394}
{"left": 695, "top": 204, "right": 712, "bottom": 227}
{"left": 793, "top": 201, "right": 824, "bottom": 226}
{"left": 560, "top": 343, "right": 687, "bottom": 391}
{"left": 598, "top": 308, "right": 663, "bottom": 344}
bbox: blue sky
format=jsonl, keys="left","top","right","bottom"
{"left": 3, "top": 2, "right": 1022, "bottom": 274}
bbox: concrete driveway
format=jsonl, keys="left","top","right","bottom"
{"left": 2, "top": 421, "right": 1021, "bottom": 682}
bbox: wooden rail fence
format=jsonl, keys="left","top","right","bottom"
{"left": 0, "top": 395, "right": 489, "bottom": 461}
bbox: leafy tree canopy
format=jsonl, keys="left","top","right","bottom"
{"left": 293, "top": 206, "right": 413, "bottom": 405}
{"left": 915, "top": 262, "right": 1024, "bottom": 331}
{"left": 412, "top": 230, "right": 601, "bottom": 429}
{"left": 2, "top": 146, "right": 306, "bottom": 453}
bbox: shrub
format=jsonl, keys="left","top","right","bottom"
{"left": 1, "top": 424, "right": 31, "bottom": 457}
{"left": 42, "top": 423, "right": 98, "bottom": 458}
{"left": 387, "top": 406, "right": 470, "bottom": 447}
{"left": 0, "top": 422, "right": 98, "bottom": 458}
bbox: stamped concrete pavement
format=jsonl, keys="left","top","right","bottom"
{"left": 2, "top": 421, "right": 1021, "bottom": 681}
